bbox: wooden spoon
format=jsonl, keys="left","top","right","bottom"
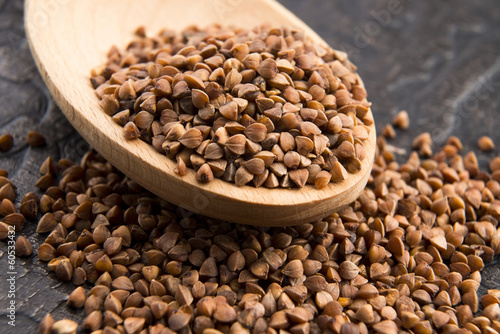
{"left": 25, "top": 0, "right": 375, "bottom": 226}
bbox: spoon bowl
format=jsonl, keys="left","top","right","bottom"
{"left": 25, "top": 0, "right": 375, "bottom": 226}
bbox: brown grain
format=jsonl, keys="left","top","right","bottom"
{"left": 24, "top": 124, "right": 500, "bottom": 333}
{"left": 92, "top": 25, "right": 373, "bottom": 189}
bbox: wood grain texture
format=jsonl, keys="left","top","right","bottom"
{"left": 24, "top": 0, "right": 376, "bottom": 226}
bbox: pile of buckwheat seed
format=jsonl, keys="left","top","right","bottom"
{"left": 90, "top": 25, "right": 373, "bottom": 189}
{"left": 1, "top": 114, "right": 500, "bottom": 333}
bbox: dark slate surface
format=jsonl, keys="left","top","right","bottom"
{"left": 0, "top": 0, "right": 499, "bottom": 332}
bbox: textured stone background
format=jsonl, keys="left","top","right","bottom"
{"left": 0, "top": 0, "right": 499, "bottom": 332}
